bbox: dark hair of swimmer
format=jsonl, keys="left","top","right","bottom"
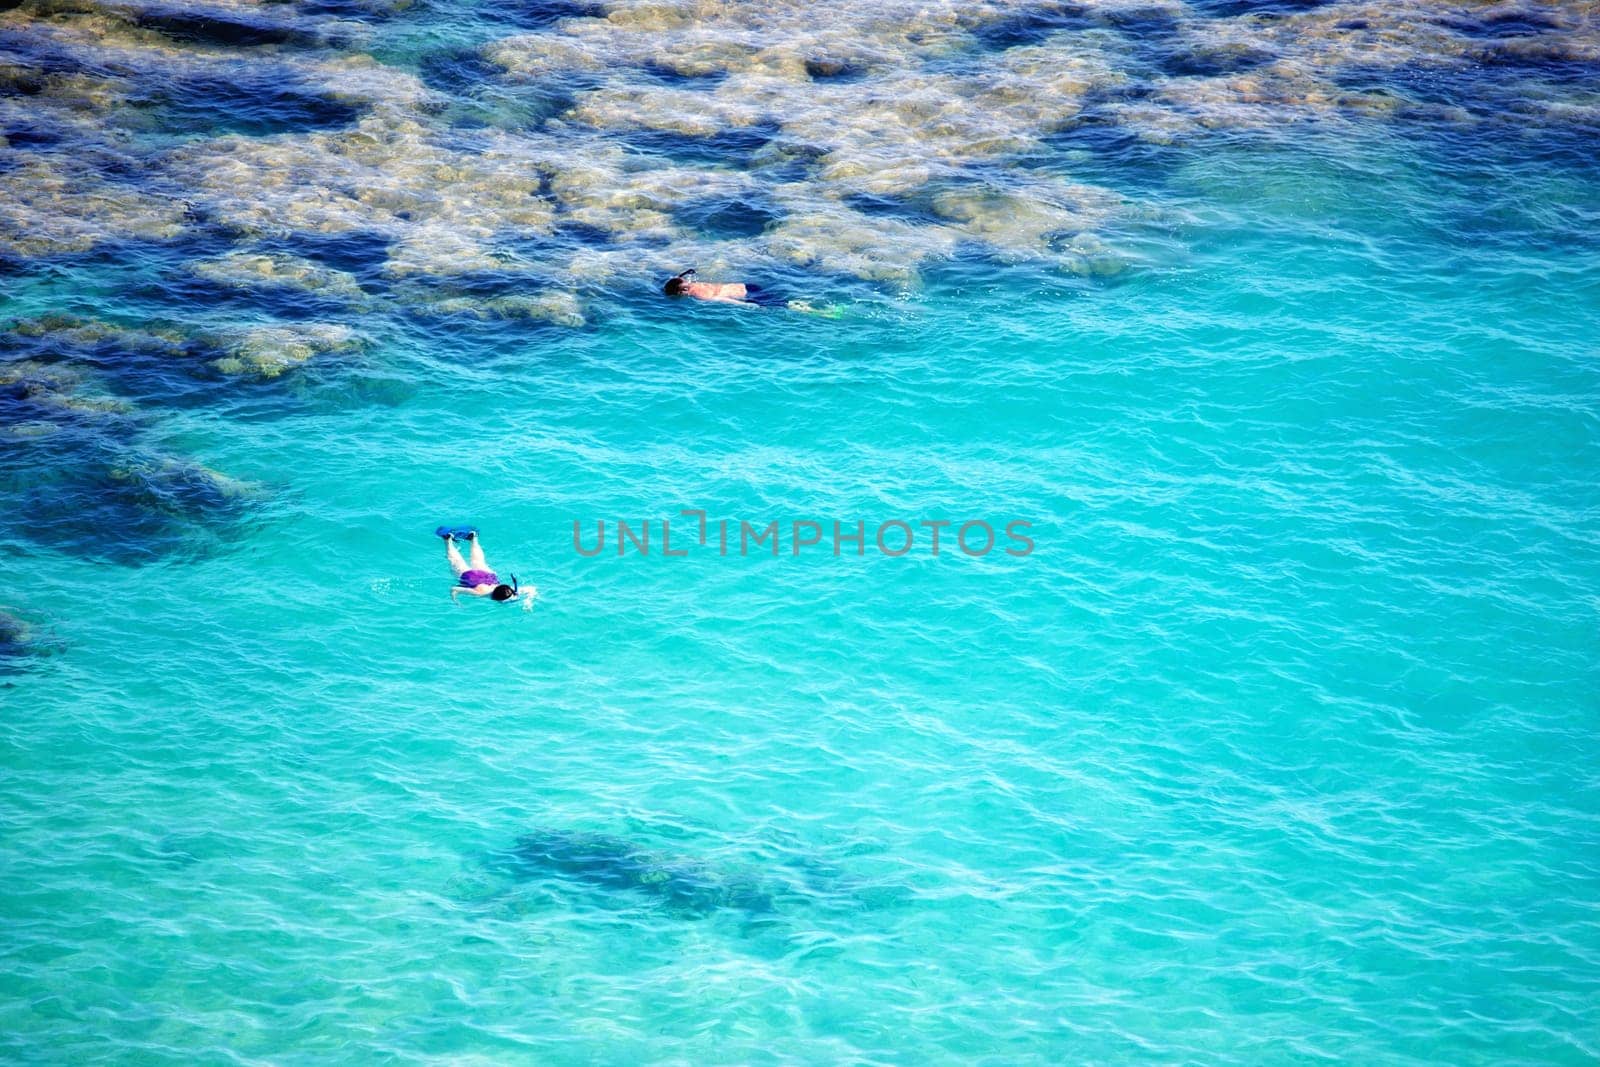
{"left": 663, "top": 268, "right": 695, "bottom": 296}
{"left": 490, "top": 584, "right": 516, "bottom": 602}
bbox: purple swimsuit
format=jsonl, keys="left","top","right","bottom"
{"left": 458, "top": 568, "right": 498, "bottom": 588}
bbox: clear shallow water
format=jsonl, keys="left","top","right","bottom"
{"left": 3, "top": 0, "right": 1600, "bottom": 1063}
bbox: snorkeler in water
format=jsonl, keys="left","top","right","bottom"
{"left": 437, "top": 527, "right": 534, "bottom": 606}
{"left": 662, "top": 269, "right": 806, "bottom": 310}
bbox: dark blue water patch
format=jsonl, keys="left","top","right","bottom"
{"left": 1100, "top": 6, "right": 1182, "bottom": 38}
{"left": 1441, "top": 9, "right": 1563, "bottom": 40}
{"left": 1335, "top": 57, "right": 1598, "bottom": 121}
{"left": 1101, "top": 7, "right": 1272, "bottom": 81}
{"left": 1035, "top": 106, "right": 1189, "bottom": 191}
{"left": 256, "top": 230, "right": 393, "bottom": 278}
{"left": 0, "top": 31, "right": 93, "bottom": 84}
{"left": 747, "top": 137, "right": 828, "bottom": 182}
{"left": 129, "top": 6, "right": 320, "bottom": 49}
{"left": 1471, "top": 41, "right": 1598, "bottom": 87}
{"left": 548, "top": 219, "right": 615, "bottom": 247}
{"left": 454, "top": 0, "right": 605, "bottom": 30}
{"left": 1491, "top": 126, "right": 1600, "bottom": 180}
{"left": 1332, "top": 63, "right": 1466, "bottom": 110}
{"left": 418, "top": 45, "right": 504, "bottom": 97}
{"left": 625, "top": 122, "right": 779, "bottom": 170}
{"left": 1187, "top": 0, "right": 1332, "bottom": 17}
{"left": 146, "top": 212, "right": 249, "bottom": 258}
{"left": 298, "top": 0, "right": 396, "bottom": 18}
{"left": 1157, "top": 42, "right": 1275, "bottom": 78}
{"left": 425, "top": 63, "right": 604, "bottom": 130}
{"left": 514, "top": 81, "right": 592, "bottom": 127}
{"left": 134, "top": 70, "right": 362, "bottom": 137}
{"left": 842, "top": 191, "right": 941, "bottom": 226}
{"left": 74, "top": 143, "right": 152, "bottom": 185}
{"left": 1411, "top": 115, "right": 1600, "bottom": 215}
{"left": 641, "top": 60, "right": 730, "bottom": 88}
{"left": 671, "top": 195, "right": 783, "bottom": 240}
{"left": 972, "top": 5, "right": 1093, "bottom": 51}
{"left": 138, "top": 273, "right": 357, "bottom": 322}
{"left": 1435, "top": 193, "right": 1600, "bottom": 257}
{"left": 2, "top": 121, "right": 61, "bottom": 149}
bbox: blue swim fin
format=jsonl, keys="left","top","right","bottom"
{"left": 435, "top": 525, "right": 478, "bottom": 540}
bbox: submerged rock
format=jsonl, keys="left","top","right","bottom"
{"left": 763, "top": 200, "right": 957, "bottom": 285}
{"left": 0, "top": 155, "right": 189, "bottom": 259}
{"left": 190, "top": 250, "right": 367, "bottom": 302}
{"left": 931, "top": 179, "right": 1124, "bottom": 261}
{"left": 0, "top": 353, "right": 256, "bottom": 562}
{"left": 0, "top": 609, "right": 29, "bottom": 650}
{"left": 11, "top": 311, "right": 188, "bottom": 352}
{"left": 210, "top": 321, "right": 363, "bottom": 377}
{"left": 406, "top": 289, "right": 587, "bottom": 327}
{"left": 0, "top": 607, "right": 45, "bottom": 670}
{"left": 8, "top": 312, "right": 367, "bottom": 380}
{"left": 0, "top": 359, "right": 133, "bottom": 428}
{"left": 492, "top": 828, "right": 778, "bottom": 919}
{"left": 102, "top": 454, "right": 251, "bottom": 517}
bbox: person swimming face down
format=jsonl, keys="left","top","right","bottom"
{"left": 441, "top": 529, "right": 528, "bottom": 604}
{"left": 662, "top": 268, "right": 791, "bottom": 308}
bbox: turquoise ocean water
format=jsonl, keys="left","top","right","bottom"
{"left": 2, "top": 0, "right": 1599, "bottom": 1062}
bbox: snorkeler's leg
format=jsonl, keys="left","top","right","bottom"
{"left": 468, "top": 535, "right": 488, "bottom": 571}
{"left": 787, "top": 300, "right": 842, "bottom": 318}
{"left": 445, "top": 537, "right": 469, "bottom": 578}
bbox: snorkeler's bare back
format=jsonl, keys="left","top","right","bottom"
{"left": 683, "top": 281, "right": 750, "bottom": 303}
